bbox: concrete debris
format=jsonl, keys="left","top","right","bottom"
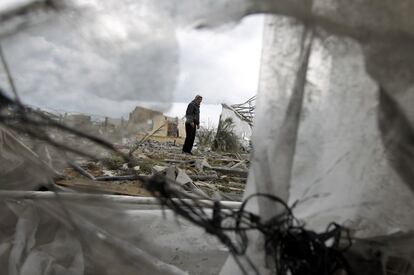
{"left": 153, "top": 165, "right": 169, "bottom": 173}
{"left": 102, "top": 170, "right": 115, "bottom": 177}
{"left": 56, "top": 139, "right": 248, "bottom": 200}
{"left": 165, "top": 166, "right": 177, "bottom": 181}
{"left": 175, "top": 168, "right": 193, "bottom": 188}
{"left": 194, "top": 158, "right": 211, "bottom": 171}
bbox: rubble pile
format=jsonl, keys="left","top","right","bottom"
{"left": 58, "top": 140, "right": 249, "bottom": 201}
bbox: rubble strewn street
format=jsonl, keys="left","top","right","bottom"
{"left": 58, "top": 140, "right": 249, "bottom": 201}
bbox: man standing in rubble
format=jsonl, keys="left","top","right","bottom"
{"left": 182, "top": 95, "right": 202, "bottom": 155}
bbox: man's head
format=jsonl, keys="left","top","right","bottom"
{"left": 194, "top": 95, "right": 203, "bottom": 104}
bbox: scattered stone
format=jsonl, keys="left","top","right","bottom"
{"left": 59, "top": 139, "right": 249, "bottom": 200}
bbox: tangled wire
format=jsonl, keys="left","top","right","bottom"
{"left": 0, "top": 87, "right": 353, "bottom": 275}
{"left": 146, "top": 174, "right": 354, "bottom": 275}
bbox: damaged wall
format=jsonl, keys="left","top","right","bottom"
{"left": 127, "top": 106, "right": 186, "bottom": 139}
{"left": 127, "top": 106, "right": 166, "bottom": 135}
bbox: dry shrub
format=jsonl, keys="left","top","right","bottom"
{"left": 212, "top": 118, "right": 240, "bottom": 152}
{"left": 196, "top": 126, "right": 216, "bottom": 147}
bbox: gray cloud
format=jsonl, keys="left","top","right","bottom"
{"left": 174, "top": 15, "right": 263, "bottom": 104}
{"left": 0, "top": 0, "right": 262, "bottom": 118}
{"left": 1, "top": 0, "right": 179, "bottom": 103}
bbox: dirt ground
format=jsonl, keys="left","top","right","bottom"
{"left": 57, "top": 140, "right": 249, "bottom": 201}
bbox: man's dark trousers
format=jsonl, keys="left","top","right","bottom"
{"left": 183, "top": 123, "right": 196, "bottom": 153}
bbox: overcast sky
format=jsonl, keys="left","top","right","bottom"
{"left": 175, "top": 17, "right": 263, "bottom": 105}
{"left": 0, "top": 1, "right": 263, "bottom": 125}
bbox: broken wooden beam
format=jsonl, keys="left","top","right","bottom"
{"left": 69, "top": 161, "right": 96, "bottom": 180}
{"left": 195, "top": 182, "right": 245, "bottom": 193}
{"left": 93, "top": 174, "right": 217, "bottom": 182}
{"left": 208, "top": 166, "right": 248, "bottom": 177}
{"left": 57, "top": 178, "right": 150, "bottom": 196}
{"left": 231, "top": 160, "right": 246, "bottom": 169}
{"left": 164, "top": 159, "right": 194, "bottom": 164}
{"left": 221, "top": 176, "right": 247, "bottom": 183}
{"left": 129, "top": 123, "right": 166, "bottom": 156}
{"left": 190, "top": 174, "right": 218, "bottom": 181}
{"left": 0, "top": 191, "right": 242, "bottom": 209}
{"left": 94, "top": 175, "right": 143, "bottom": 181}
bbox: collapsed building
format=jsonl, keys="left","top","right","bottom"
{"left": 40, "top": 106, "right": 187, "bottom": 143}
{"left": 127, "top": 106, "right": 186, "bottom": 141}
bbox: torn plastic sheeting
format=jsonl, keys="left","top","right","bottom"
{"left": 222, "top": 14, "right": 414, "bottom": 275}
{"left": 287, "top": 33, "right": 414, "bottom": 237}
{"left": 220, "top": 19, "right": 315, "bottom": 275}
{"left": 4, "top": 0, "right": 414, "bottom": 38}
{"left": 252, "top": 16, "right": 414, "bottom": 237}
{"left": 0, "top": 198, "right": 228, "bottom": 275}
{"left": 0, "top": 127, "right": 55, "bottom": 190}
{"left": 0, "top": 0, "right": 68, "bottom": 39}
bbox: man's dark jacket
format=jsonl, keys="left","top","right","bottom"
{"left": 185, "top": 100, "right": 200, "bottom": 126}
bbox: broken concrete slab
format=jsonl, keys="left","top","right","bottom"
{"left": 175, "top": 168, "right": 193, "bottom": 187}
